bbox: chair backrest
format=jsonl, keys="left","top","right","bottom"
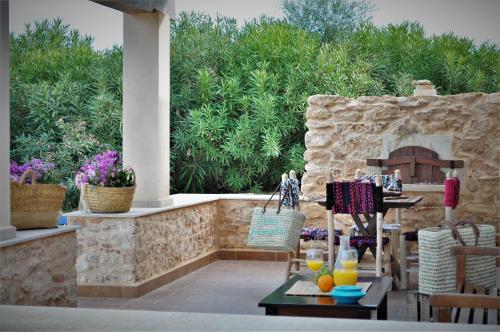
{"left": 452, "top": 246, "right": 500, "bottom": 288}
{"left": 429, "top": 246, "right": 500, "bottom": 324}
{"left": 325, "top": 181, "right": 383, "bottom": 215}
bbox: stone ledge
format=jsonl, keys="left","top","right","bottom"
{"left": 218, "top": 193, "right": 279, "bottom": 201}
{"left": 0, "top": 305, "right": 483, "bottom": 331}
{"left": 0, "top": 225, "right": 80, "bottom": 248}
{"left": 65, "top": 193, "right": 279, "bottom": 219}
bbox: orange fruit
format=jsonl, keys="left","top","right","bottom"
{"left": 317, "top": 274, "right": 334, "bottom": 292}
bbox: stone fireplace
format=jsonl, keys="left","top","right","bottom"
{"left": 301, "top": 92, "right": 499, "bottom": 233}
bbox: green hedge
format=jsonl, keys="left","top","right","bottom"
{"left": 10, "top": 15, "right": 499, "bottom": 209}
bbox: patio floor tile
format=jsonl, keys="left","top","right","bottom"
{"left": 78, "top": 260, "right": 408, "bottom": 320}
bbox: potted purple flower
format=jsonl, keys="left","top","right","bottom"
{"left": 10, "top": 159, "right": 67, "bottom": 229}
{"left": 75, "top": 150, "right": 136, "bottom": 213}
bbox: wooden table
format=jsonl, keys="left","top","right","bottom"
{"left": 316, "top": 195, "right": 423, "bottom": 236}
{"left": 258, "top": 274, "right": 392, "bottom": 320}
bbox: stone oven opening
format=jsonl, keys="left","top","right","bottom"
{"left": 367, "top": 146, "right": 463, "bottom": 185}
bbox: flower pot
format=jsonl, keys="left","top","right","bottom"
{"left": 84, "top": 185, "right": 135, "bottom": 213}
{"left": 11, "top": 170, "right": 67, "bottom": 230}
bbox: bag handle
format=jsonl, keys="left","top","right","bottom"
{"left": 441, "top": 219, "right": 480, "bottom": 246}
{"left": 262, "top": 181, "right": 298, "bottom": 215}
{"left": 19, "top": 169, "right": 37, "bottom": 185}
{"left": 262, "top": 183, "right": 282, "bottom": 214}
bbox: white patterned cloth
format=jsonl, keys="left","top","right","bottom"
{"left": 350, "top": 223, "right": 400, "bottom": 234}
{"left": 281, "top": 178, "right": 300, "bottom": 207}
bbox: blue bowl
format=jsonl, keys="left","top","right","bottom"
{"left": 331, "top": 285, "right": 366, "bottom": 304}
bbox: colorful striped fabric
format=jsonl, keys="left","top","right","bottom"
{"left": 326, "top": 181, "right": 382, "bottom": 214}
{"left": 443, "top": 177, "right": 460, "bottom": 208}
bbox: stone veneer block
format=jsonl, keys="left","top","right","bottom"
{"left": 68, "top": 202, "right": 218, "bottom": 288}
{"left": 0, "top": 231, "right": 77, "bottom": 307}
{"left": 302, "top": 92, "right": 500, "bottom": 233}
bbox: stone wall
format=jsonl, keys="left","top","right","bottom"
{"left": 302, "top": 93, "right": 499, "bottom": 233}
{"left": 69, "top": 202, "right": 218, "bottom": 284}
{"left": 134, "top": 202, "right": 217, "bottom": 281}
{"left": 217, "top": 199, "right": 320, "bottom": 249}
{"left": 0, "top": 232, "right": 77, "bottom": 307}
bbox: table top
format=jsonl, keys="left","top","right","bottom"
{"left": 313, "top": 195, "right": 423, "bottom": 210}
{"left": 381, "top": 195, "right": 423, "bottom": 209}
{"left": 258, "top": 275, "right": 392, "bottom": 311}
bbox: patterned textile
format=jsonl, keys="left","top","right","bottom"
{"left": 300, "top": 227, "right": 342, "bottom": 242}
{"left": 280, "top": 178, "right": 300, "bottom": 207}
{"left": 300, "top": 228, "right": 389, "bottom": 250}
{"left": 359, "top": 175, "right": 402, "bottom": 192}
{"left": 326, "top": 181, "right": 382, "bottom": 214}
{"left": 350, "top": 236, "right": 389, "bottom": 249}
{"left": 444, "top": 177, "right": 460, "bottom": 209}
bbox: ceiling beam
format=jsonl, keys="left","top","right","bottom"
{"left": 92, "top": 0, "right": 175, "bottom": 17}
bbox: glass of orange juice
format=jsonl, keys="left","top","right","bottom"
{"left": 306, "top": 247, "right": 323, "bottom": 288}
{"left": 333, "top": 249, "right": 358, "bottom": 286}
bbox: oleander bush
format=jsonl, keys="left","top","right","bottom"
{"left": 10, "top": 19, "right": 122, "bottom": 210}
{"left": 170, "top": 13, "right": 498, "bottom": 193}
{"left": 10, "top": 15, "right": 499, "bottom": 209}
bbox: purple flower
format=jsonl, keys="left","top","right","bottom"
{"left": 9, "top": 159, "right": 55, "bottom": 184}
{"left": 75, "top": 150, "right": 135, "bottom": 188}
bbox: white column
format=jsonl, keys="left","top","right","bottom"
{"left": 123, "top": 11, "right": 171, "bottom": 208}
{"left": 0, "top": 0, "right": 16, "bottom": 240}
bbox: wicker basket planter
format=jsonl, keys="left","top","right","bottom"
{"left": 11, "top": 170, "right": 67, "bottom": 230}
{"left": 83, "top": 185, "right": 135, "bottom": 213}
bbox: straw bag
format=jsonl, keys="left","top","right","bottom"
{"left": 10, "top": 169, "right": 67, "bottom": 230}
{"left": 247, "top": 183, "right": 305, "bottom": 252}
{"left": 83, "top": 184, "right": 135, "bottom": 213}
{"left": 418, "top": 220, "right": 496, "bottom": 295}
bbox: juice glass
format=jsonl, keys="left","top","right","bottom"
{"left": 306, "top": 247, "right": 323, "bottom": 288}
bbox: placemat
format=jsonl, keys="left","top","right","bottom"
{"left": 285, "top": 281, "right": 372, "bottom": 296}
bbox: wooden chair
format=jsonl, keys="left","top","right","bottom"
{"left": 326, "top": 174, "right": 385, "bottom": 276}
{"left": 430, "top": 246, "right": 500, "bottom": 325}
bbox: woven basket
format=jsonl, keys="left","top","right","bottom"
{"left": 11, "top": 169, "right": 67, "bottom": 230}
{"left": 418, "top": 224, "right": 496, "bottom": 295}
{"left": 83, "top": 185, "right": 135, "bottom": 213}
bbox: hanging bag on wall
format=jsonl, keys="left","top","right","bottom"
{"left": 247, "top": 182, "right": 306, "bottom": 252}
{"left": 418, "top": 219, "right": 496, "bottom": 295}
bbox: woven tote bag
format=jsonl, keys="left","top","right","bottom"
{"left": 418, "top": 223, "right": 496, "bottom": 295}
{"left": 247, "top": 183, "right": 305, "bottom": 252}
